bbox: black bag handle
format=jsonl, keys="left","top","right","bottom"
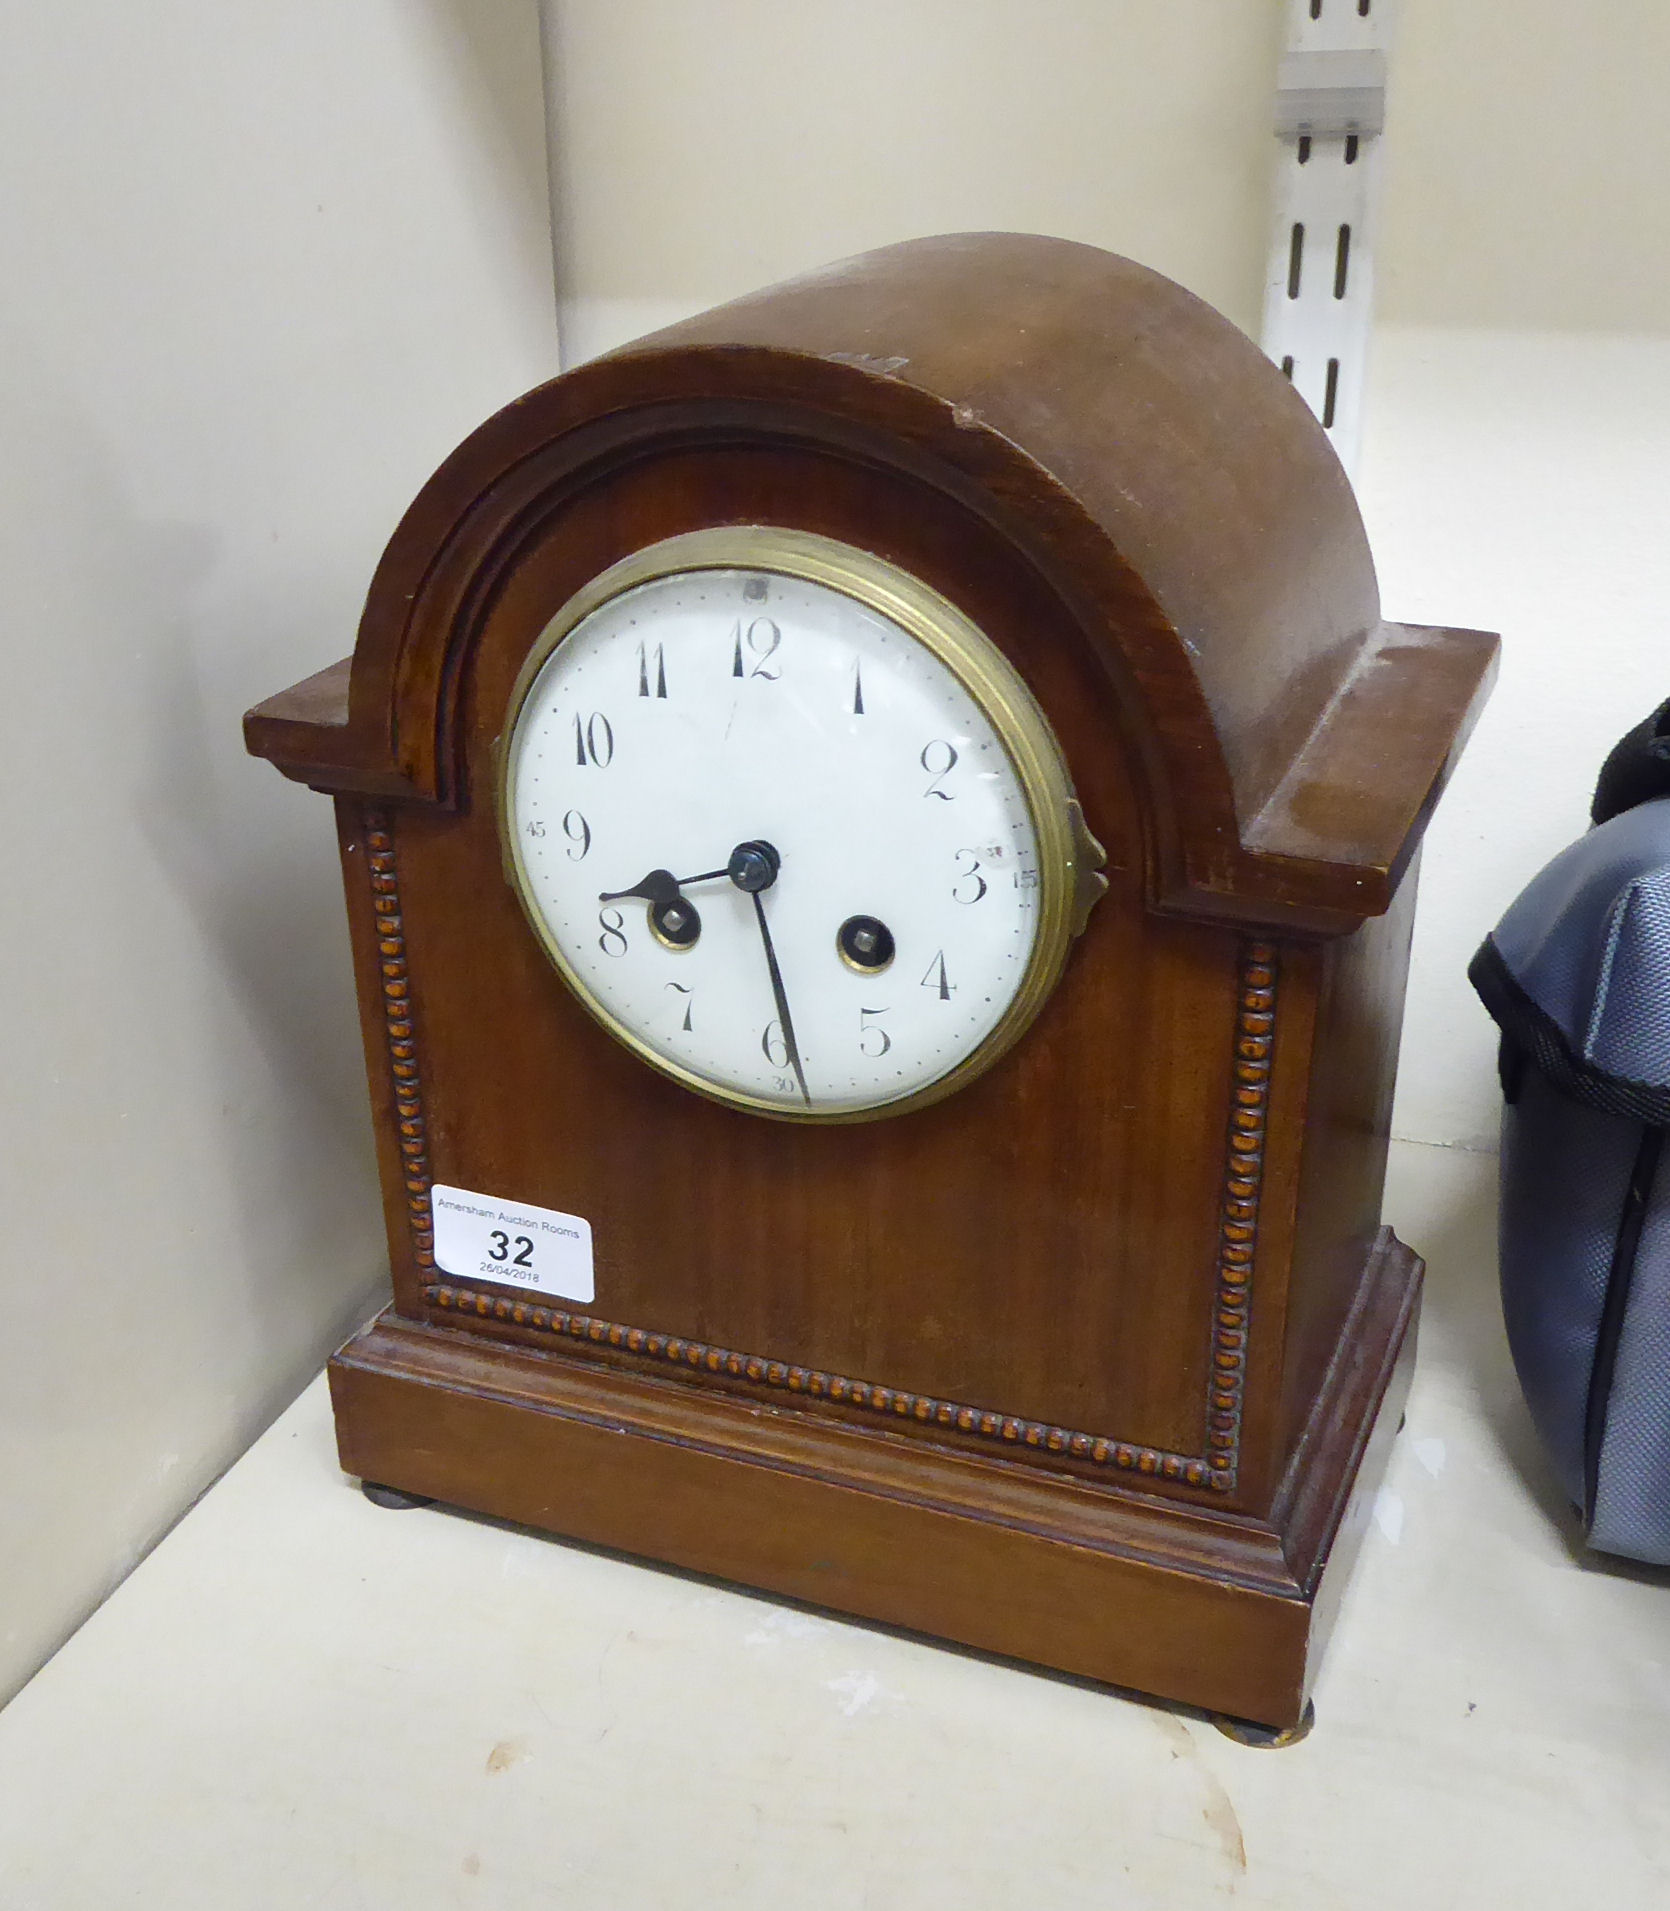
{"left": 1592, "top": 696, "right": 1670, "bottom": 825}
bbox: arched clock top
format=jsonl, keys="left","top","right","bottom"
{"left": 246, "top": 233, "right": 1495, "bottom": 935}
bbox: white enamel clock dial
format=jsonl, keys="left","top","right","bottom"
{"left": 501, "top": 529, "right": 1088, "bottom": 1120}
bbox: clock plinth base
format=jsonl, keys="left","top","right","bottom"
{"left": 327, "top": 1230, "right": 1419, "bottom": 1731}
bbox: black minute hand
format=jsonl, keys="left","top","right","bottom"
{"left": 726, "top": 839, "right": 811, "bottom": 1107}
{"left": 751, "top": 890, "right": 810, "bottom": 1106}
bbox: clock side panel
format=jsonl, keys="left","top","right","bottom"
{"left": 333, "top": 798, "right": 439, "bottom": 1317}
{"left": 1279, "top": 855, "right": 1421, "bottom": 1460}
{"left": 353, "top": 442, "right": 1265, "bottom": 1478}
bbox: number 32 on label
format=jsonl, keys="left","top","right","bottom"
{"left": 429, "top": 1182, "right": 596, "bottom": 1304}
{"left": 486, "top": 1229, "right": 534, "bottom": 1271}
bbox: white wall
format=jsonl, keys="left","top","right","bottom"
{"left": 540, "top": 0, "right": 1284, "bottom": 364}
{"left": 0, "top": 2, "right": 558, "bottom": 1703}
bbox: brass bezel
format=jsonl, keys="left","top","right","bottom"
{"left": 497, "top": 527, "right": 1094, "bottom": 1123}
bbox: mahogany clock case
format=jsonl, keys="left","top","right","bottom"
{"left": 247, "top": 235, "right": 1497, "bottom": 1728}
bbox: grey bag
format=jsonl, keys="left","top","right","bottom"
{"left": 1470, "top": 795, "right": 1670, "bottom": 1564}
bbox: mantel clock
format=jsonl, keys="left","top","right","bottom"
{"left": 247, "top": 234, "right": 1496, "bottom": 1730}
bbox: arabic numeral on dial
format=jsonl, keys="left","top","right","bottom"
{"left": 761, "top": 1019, "right": 790, "bottom": 1067}
{"left": 525, "top": 817, "right": 546, "bottom": 839}
{"left": 636, "top": 640, "right": 667, "bottom": 698}
{"left": 1014, "top": 867, "right": 1040, "bottom": 891}
{"left": 598, "top": 906, "right": 628, "bottom": 956}
{"left": 561, "top": 809, "right": 591, "bottom": 860}
{"left": 731, "top": 616, "right": 781, "bottom": 680}
{"left": 665, "top": 981, "right": 693, "bottom": 1032}
{"left": 920, "top": 951, "right": 955, "bottom": 1000}
{"left": 952, "top": 848, "right": 988, "bottom": 904}
{"left": 772, "top": 1075, "right": 796, "bottom": 1094}
{"left": 859, "top": 1007, "right": 891, "bottom": 1057}
{"left": 921, "top": 739, "right": 958, "bottom": 799}
{"left": 573, "top": 711, "right": 614, "bottom": 767}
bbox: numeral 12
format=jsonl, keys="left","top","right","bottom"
{"left": 731, "top": 617, "right": 782, "bottom": 680}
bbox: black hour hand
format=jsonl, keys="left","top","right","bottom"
{"left": 598, "top": 865, "right": 712, "bottom": 950}
{"left": 598, "top": 868, "right": 683, "bottom": 907}
{"left": 598, "top": 861, "right": 737, "bottom": 906}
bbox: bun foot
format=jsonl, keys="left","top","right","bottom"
{"left": 1212, "top": 1700, "right": 1316, "bottom": 1748}
{"left": 360, "top": 1479, "right": 435, "bottom": 1511}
